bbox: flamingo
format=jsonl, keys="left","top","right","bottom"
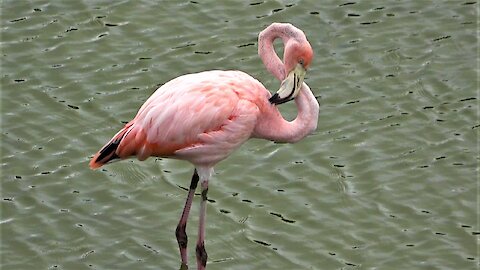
{"left": 89, "top": 23, "right": 319, "bottom": 270}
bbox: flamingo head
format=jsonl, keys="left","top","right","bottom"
{"left": 269, "top": 39, "right": 313, "bottom": 105}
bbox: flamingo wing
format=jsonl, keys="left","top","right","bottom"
{"left": 174, "top": 99, "right": 260, "bottom": 165}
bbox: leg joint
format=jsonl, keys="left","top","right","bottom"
{"left": 196, "top": 243, "right": 208, "bottom": 267}
{"left": 175, "top": 224, "right": 188, "bottom": 248}
{"left": 201, "top": 188, "right": 208, "bottom": 201}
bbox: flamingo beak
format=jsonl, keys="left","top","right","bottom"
{"left": 269, "top": 63, "right": 306, "bottom": 105}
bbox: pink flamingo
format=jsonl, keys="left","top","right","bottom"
{"left": 89, "top": 23, "right": 318, "bottom": 270}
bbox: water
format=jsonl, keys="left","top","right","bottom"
{"left": 1, "top": 1, "right": 478, "bottom": 269}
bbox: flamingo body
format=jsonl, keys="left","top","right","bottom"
{"left": 89, "top": 23, "right": 319, "bottom": 270}
{"left": 90, "top": 70, "right": 274, "bottom": 168}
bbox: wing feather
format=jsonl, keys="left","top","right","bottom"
{"left": 118, "top": 71, "right": 252, "bottom": 159}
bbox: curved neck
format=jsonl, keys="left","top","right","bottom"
{"left": 258, "top": 23, "right": 301, "bottom": 81}
{"left": 255, "top": 23, "right": 319, "bottom": 143}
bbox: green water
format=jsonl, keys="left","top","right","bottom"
{"left": 1, "top": 1, "right": 478, "bottom": 269}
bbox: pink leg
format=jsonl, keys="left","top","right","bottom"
{"left": 196, "top": 179, "right": 208, "bottom": 270}
{"left": 176, "top": 169, "right": 199, "bottom": 269}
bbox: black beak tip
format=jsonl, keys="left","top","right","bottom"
{"left": 269, "top": 93, "right": 280, "bottom": 104}
{"left": 269, "top": 93, "right": 292, "bottom": 105}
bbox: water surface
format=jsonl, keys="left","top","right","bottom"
{"left": 1, "top": 1, "right": 478, "bottom": 269}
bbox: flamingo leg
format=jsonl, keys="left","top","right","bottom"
{"left": 176, "top": 169, "right": 199, "bottom": 269}
{"left": 196, "top": 179, "right": 209, "bottom": 269}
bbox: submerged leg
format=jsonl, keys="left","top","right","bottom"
{"left": 176, "top": 169, "right": 199, "bottom": 269}
{"left": 196, "top": 168, "right": 213, "bottom": 270}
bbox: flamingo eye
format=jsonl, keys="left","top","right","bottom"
{"left": 299, "top": 58, "right": 305, "bottom": 66}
